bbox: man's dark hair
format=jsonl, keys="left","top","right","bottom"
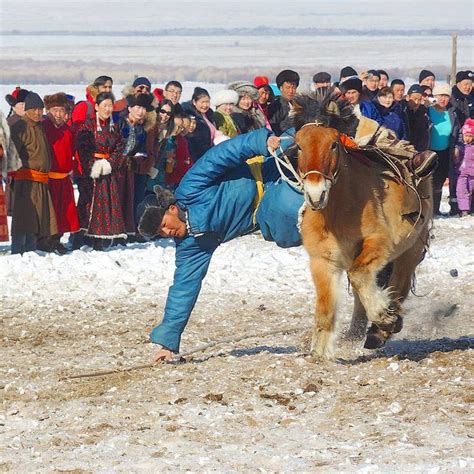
{"left": 165, "top": 81, "right": 183, "bottom": 91}
{"left": 93, "top": 75, "right": 113, "bottom": 87}
{"left": 391, "top": 79, "right": 405, "bottom": 87}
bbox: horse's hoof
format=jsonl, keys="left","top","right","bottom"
{"left": 392, "top": 315, "right": 403, "bottom": 334}
{"left": 364, "top": 332, "right": 386, "bottom": 349}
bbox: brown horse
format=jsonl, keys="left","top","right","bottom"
{"left": 290, "top": 93, "right": 433, "bottom": 358}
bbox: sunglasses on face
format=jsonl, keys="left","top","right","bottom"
{"left": 159, "top": 109, "right": 172, "bottom": 116}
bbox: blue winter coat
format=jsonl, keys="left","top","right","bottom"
{"left": 149, "top": 128, "right": 304, "bottom": 352}
{"left": 360, "top": 99, "right": 408, "bottom": 140}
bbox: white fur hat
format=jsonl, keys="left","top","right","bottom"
{"left": 213, "top": 89, "right": 239, "bottom": 108}
{"left": 432, "top": 83, "right": 452, "bottom": 97}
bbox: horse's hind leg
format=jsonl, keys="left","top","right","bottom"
{"left": 309, "top": 257, "right": 342, "bottom": 360}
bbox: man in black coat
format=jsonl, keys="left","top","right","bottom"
{"left": 450, "top": 70, "right": 473, "bottom": 126}
{"left": 401, "top": 84, "right": 431, "bottom": 152}
{"left": 268, "top": 69, "right": 299, "bottom": 136}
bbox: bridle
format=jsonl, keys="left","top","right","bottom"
{"left": 268, "top": 121, "right": 346, "bottom": 191}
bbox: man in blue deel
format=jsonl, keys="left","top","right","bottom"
{"left": 137, "top": 128, "right": 304, "bottom": 362}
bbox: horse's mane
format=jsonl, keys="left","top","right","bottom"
{"left": 285, "top": 87, "right": 359, "bottom": 137}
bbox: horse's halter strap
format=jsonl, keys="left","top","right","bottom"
{"left": 298, "top": 122, "right": 344, "bottom": 185}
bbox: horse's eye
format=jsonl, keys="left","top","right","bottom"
{"left": 331, "top": 141, "right": 338, "bottom": 152}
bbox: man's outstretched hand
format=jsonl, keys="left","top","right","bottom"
{"left": 152, "top": 347, "right": 174, "bottom": 363}
{"left": 267, "top": 136, "right": 281, "bottom": 151}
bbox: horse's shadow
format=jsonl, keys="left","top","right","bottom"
{"left": 339, "top": 335, "right": 473, "bottom": 365}
{"left": 183, "top": 336, "right": 473, "bottom": 365}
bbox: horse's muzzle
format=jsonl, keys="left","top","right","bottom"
{"left": 304, "top": 179, "right": 331, "bottom": 210}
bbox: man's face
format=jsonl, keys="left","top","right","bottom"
{"left": 392, "top": 84, "right": 405, "bottom": 101}
{"left": 134, "top": 84, "right": 150, "bottom": 96}
{"left": 365, "top": 76, "right": 380, "bottom": 91}
{"left": 280, "top": 81, "right": 297, "bottom": 100}
{"left": 25, "top": 107, "right": 43, "bottom": 122}
{"left": 407, "top": 93, "right": 423, "bottom": 110}
{"left": 457, "top": 79, "right": 473, "bottom": 96}
{"left": 420, "top": 76, "right": 435, "bottom": 89}
{"left": 258, "top": 87, "right": 270, "bottom": 105}
{"left": 314, "top": 81, "right": 330, "bottom": 89}
{"left": 48, "top": 106, "right": 67, "bottom": 126}
{"left": 164, "top": 86, "right": 182, "bottom": 105}
{"left": 98, "top": 80, "right": 113, "bottom": 93}
{"left": 344, "top": 89, "right": 360, "bottom": 105}
{"left": 379, "top": 74, "right": 388, "bottom": 88}
{"left": 158, "top": 205, "right": 187, "bottom": 238}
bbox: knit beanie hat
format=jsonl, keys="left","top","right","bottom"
{"left": 275, "top": 69, "right": 300, "bottom": 89}
{"left": 340, "top": 66, "right": 357, "bottom": 80}
{"left": 24, "top": 92, "right": 44, "bottom": 111}
{"left": 419, "top": 69, "right": 435, "bottom": 83}
{"left": 137, "top": 186, "right": 177, "bottom": 238}
{"left": 132, "top": 77, "right": 152, "bottom": 89}
{"left": 227, "top": 81, "right": 259, "bottom": 100}
{"left": 461, "top": 118, "right": 474, "bottom": 135}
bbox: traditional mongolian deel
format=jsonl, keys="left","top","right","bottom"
{"left": 43, "top": 116, "right": 80, "bottom": 234}
{"left": 75, "top": 118, "right": 127, "bottom": 239}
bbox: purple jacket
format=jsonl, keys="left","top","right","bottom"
{"left": 457, "top": 143, "right": 474, "bottom": 176}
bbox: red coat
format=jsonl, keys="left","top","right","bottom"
{"left": 165, "top": 135, "right": 193, "bottom": 187}
{"left": 43, "top": 117, "right": 80, "bottom": 234}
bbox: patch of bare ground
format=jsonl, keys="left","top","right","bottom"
{"left": 1, "top": 295, "right": 472, "bottom": 471}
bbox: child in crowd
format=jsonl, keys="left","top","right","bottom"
{"left": 455, "top": 118, "right": 474, "bottom": 217}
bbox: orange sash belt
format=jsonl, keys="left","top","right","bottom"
{"left": 94, "top": 153, "right": 110, "bottom": 159}
{"left": 14, "top": 168, "right": 49, "bottom": 184}
{"left": 48, "top": 171, "right": 69, "bottom": 179}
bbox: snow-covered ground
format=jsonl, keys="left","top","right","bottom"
{"left": 1, "top": 196, "right": 473, "bottom": 471}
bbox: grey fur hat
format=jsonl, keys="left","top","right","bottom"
{"left": 227, "top": 81, "right": 259, "bottom": 101}
{"left": 137, "top": 185, "right": 176, "bottom": 238}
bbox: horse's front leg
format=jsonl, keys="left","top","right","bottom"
{"left": 347, "top": 236, "right": 401, "bottom": 348}
{"left": 309, "top": 257, "right": 342, "bottom": 360}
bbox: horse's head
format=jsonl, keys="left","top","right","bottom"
{"left": 296, "top": 124, "right": 341, "bottom": 210}
{"left": 287, "top": 89, "right": 358, "bottom": 210}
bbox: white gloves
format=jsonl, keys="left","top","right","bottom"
{"left": 90, "top": 159, "right": 112, "bottom": 179}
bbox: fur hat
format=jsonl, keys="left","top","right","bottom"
{"left": 253, "top": 76, "right": 270, "bottom": 89}
{"left": 24, "top": 92, "right": 44, "bottom": 111}
{"left": 340, "top": 66, "right": 357, "bottom": 80}
{"left": 419, "top": 69, "right": 435, "bottom": 83}
{"left": 132, "top": 76, "right": 152, "bottom": 89}
{"left": 126, "top": 93, "right": 155, "bottom": 111}
{"left": 212, "top": 89, "right": 239, "bottom": 108}
{"left": 275, "top": 70, "right": 300, "bottom": 89}
{"left": 432, "top": 83, "right": 452, "bottom": 97}
{"left": 461, "top": 118, "right": 474, "bottom": 135}
{"left": 43, "top": 92, "right": 70, "bottom": 110}
{"left": 227, "top": 81, "right": 259, "bottom": 101}
{"left": 137, "top": 185, "right": 176, "bottom": 238}
{"left": 5, "top": 87, "right": 30, "bottom": 107}
{"left": 340, "top": 77, "right": 362, "bottom": 93}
